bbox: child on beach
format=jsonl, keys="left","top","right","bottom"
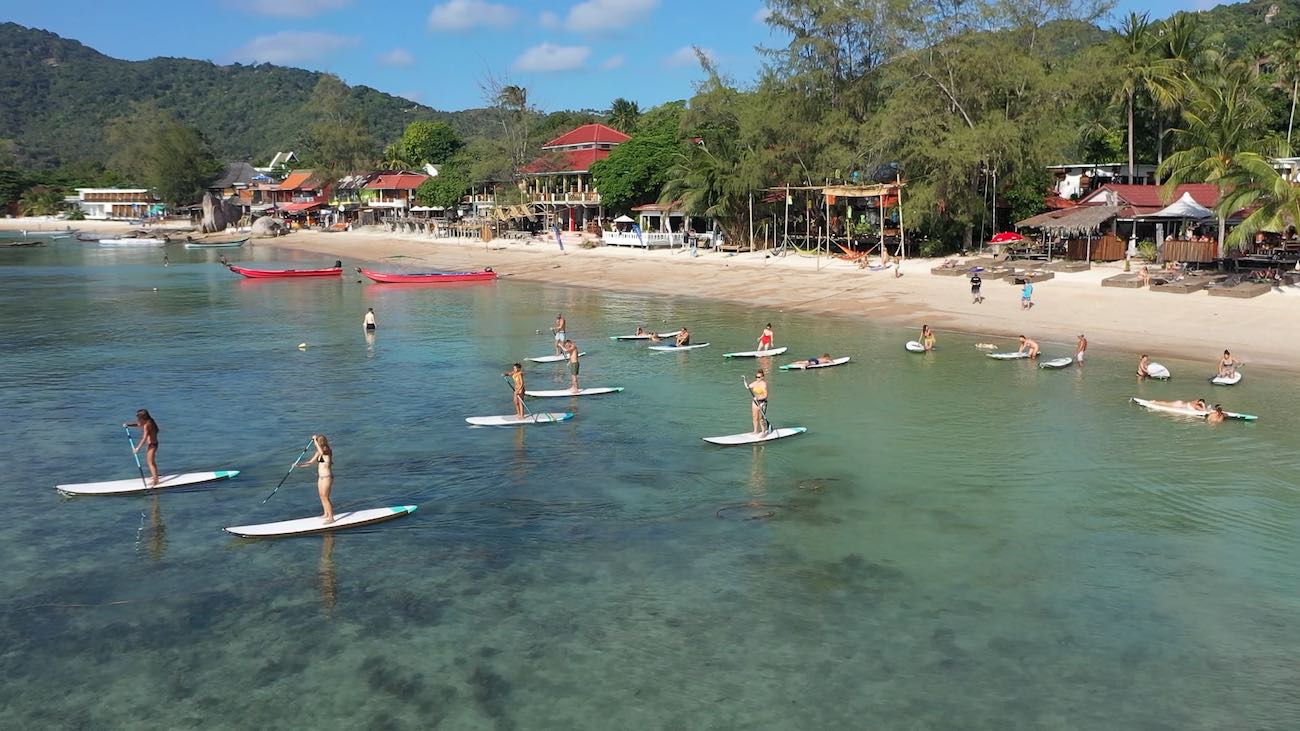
{"left": 1021, "top": 280, "right": 1034, "bottom": 309}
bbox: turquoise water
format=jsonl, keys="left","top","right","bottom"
{"left": 1, "top": 243, "right": 1297, "bottom": 729}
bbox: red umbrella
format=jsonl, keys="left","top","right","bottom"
{"left": 989, "top": 232, "right": 1026, "bottom": 244}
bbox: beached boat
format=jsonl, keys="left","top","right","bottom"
{"left": 227, "top": 264, "right": 342, "bottom": 278}
{"left": 98, "top": 237, "right": 167, "bottom": 246}
{"left": 184, "top": 238, "right": 249, "bottom": 249}
{"left": 357, "top": 267, "right": 497, "bottom": 283}
{"left": 0, "top": 240, "right": 46, "bottom": 248}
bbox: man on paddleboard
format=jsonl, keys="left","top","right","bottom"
{"left": 676, "top": 328, "right": 691, "bottom": 347}
{"left": 1017, "top": 335, "right": 1040, "bottom": 359}
{"left": 552, "top": 314, "right": 566, "bottom": 355}
{"left": 563, "top": 339, "right": 581, "bottom": 392}
{"left": 506, "top": 363, "right": 526, "bottom": 419}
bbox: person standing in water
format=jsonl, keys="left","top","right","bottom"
{"left": 1075, "top": 334, "right": 1088, "bottom": 364}
{"left": 563, "top": 339, "right": 581, "bottom": 392}
{"left": 124, "top": 409, "right": 161, "bottom": 487}
{"left": 1137, "top": 354, "right": 1152, "bottom": 378}
{"left": 921, "top": 325, "right": 936, "bottom": 351}
{"left": 747, "top": 369, "right": 769, "bottom": 434}
{"left": 757, "top": 323, "right": 775, "bottom": 352}
{"left": 295, "top": 434, "right": 334, "bottom": 524}
{"left": 505, "top": 363, "right": 526, "bottom": 419}
{"left": 552, "top": 313, "right": 567, "bottom": 355}
{"left": 363, "top": 308, "right": 377, "bottom": 331}
{"left": 1205, "top": 405, "right": 1228, "bottom": 424}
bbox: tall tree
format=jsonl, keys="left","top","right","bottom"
{"left": 607, "top": 98, "right": 641, "bottom": 133}
{"left": 400, "top": 121, "right": 463, "bottom": 165}
{"left": 106, "top": 103, "right": 220, "bottom": 207}
{"left": 301, "top": 75, "right": 376, "bottom": 183}
{"left": 1112, "top": 12, "right": 1183, "bottom": 183}
{"left": 479, "top": 73, "right": 539, "bottom": 173}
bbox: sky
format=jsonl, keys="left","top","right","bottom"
{"left": 8, "top": 0, "right": 1213, "bottom": 113}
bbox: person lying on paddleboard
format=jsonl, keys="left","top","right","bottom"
{"left": 552, "top": 313, "right": 566, "bottom": 355}
{"left": 791, "top": 353, "right": 834, "bottom": 367}
{"left": 921, "top": 325, "right": 936, "bottom": 351}
{"left": 748, "top": 369, "right": 769, "bottom": 434}
{"left": 1148, "top": 398, "right": 1209, "bottom": 410}
{"left": 1205, "top": 405, "right": 1227, "bottom": 424}
{"left": 124, "top": 409, "right": 161, "bottom": 487}
{"left": 1137, "top": 354, "right": 1151, "bottom": 378}
{"left": 1017, "top": 335, "right": 1039, "bottom": 359}
{"left": 295, "top": 434, "right": 334, "bottom": 524}
{"left": 1217, "top": 350, "right": 1241, "bottom": 378}
{"left": 757, "top": 323, "right": 774, "bottom": 351}
{"left": 676, "top": 328, "right": 691, "bottom": 347}
{"left": 563, "top": 339, "right": 580, "bottom": 392}
{"left": 505, "top": 363, "right": 526, "bottom": 419}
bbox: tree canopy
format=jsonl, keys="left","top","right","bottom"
{"left": 106, "top": 103, "right": 221, "bottom": 207}
{"left": 401, "top": 121, "right": 463, "bottom": 165}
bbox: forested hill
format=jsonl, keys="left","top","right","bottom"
{"left": 0, "top": 23, "right": 493, "bottom": 168}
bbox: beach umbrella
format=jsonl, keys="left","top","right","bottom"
{"left": 613, "top": 214, "right": 635, "bottom": 223}
{"left": 989, "top": 231, "right": 1026, "bottom": 244}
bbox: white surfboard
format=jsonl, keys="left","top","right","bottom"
{"left": 1039, "top": 357, "right": 1074, "bottom": 369}
{"left": 905, "top": 341, "right": 926, "bottom": 353}
{"left": 524, "top": 387, "right": 623, "bottom": 397}
{"left": 987, "top": 351, "right": 1031, "bottom": 360}
{"left": 1210, "top": 371, "right": 1242, "bottom": 385}
{"left": 780, "top": 356, "right": 850, "bottom": 371}
{"left": 225, "top": 505, "right": 417, "bottom": 538}
{"left": 1147, "top": 363, "right": 1171, "bottom": 379}
{"left": 526, "top": 352, "right": 587, "bottom": 363}
{"left": 1130, "top": 397, "right": 1256, "bottom": 421}
{"left": 703, "top": 427, "right": 807, "bottom": 445}
{"left": 610, "top": 330, "right": 681, "bottom": 340}
{"left": 648, "top": 343, "right": 711, "bottom": 351}
{"left": 56, "top": 470, "right": 240, "bottom": 496}
{"left": 723, "top": 346, "right": 789, "bottom": 358}
{"left": 466, "top": 413, "right": 574, "bottom": 426}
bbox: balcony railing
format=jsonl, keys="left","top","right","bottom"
{"left": 526, "top": 191, "right": 601, "bottom": 204}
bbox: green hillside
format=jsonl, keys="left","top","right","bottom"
{"left": 0, "top": 22, "right": 493, "bottom": 168}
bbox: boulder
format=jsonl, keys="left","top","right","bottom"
{"left": 251, "top": 216, "right": 285, "bottom": 238}
{"left": 200, "top": 192, "right": 226, "bottom": 233}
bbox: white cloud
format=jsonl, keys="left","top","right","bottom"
{"left": 600, "top": 54, "right": 625, "bottom": 70}
{"left": 229, "top": 31, "right": 359, "bottom": 65}
{"left": 664, "top": 45, "right": 715, "bottom": 68}
{"left": 567, "top": 0, "right": 658, "bottom": 32}
{"left": 512, "top": 43, "right": 591, "bottom": 72}
{"left": 228, "top": 0, "right": 352, "bottom": 17}
{"left": 379, "top": 48, "right": 415, "bottom": 66}
{"left": 539, "top": 10, "right": 561, "bottom": 29}
{"left": 753, "top": 5, "right": 772, "bottom": 23}
{"left": 428, "top": 0, "right": 517, "bottom": 30}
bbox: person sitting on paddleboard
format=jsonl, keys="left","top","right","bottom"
{"left": 1017, "top": 335, "right": 1039, "bottom": 359}
{"left": 563, "top": 339, "right": 580, "bottom": 392}
{"left": 921, "top": 325, "right": 936, "bottom": 351}
{"left": 1205, "top": 405, "right": 1228, "bottom": 424}
{"left": 1217, "top": 349, "right": 1241, "bottom": 378}
{"left": 635, "top": 326, "right": 647, "bottom": 336}
{"left": 295, "top": 434, "right": 334, "bottom": 524}
{"left": 748, "top": 369, "right": 769, "bottom": 434}
{"left": 124, "top": 409, "right": 161, "bottom": 487}
{"left": 506, "top": 363, "right": 526, "bottom": 419}
{"left": 364, "top": 308, "right": 376, "bottom": 331}
{"left": 552, "top": 313, "right": 566, "bottom": 355}
{"left": 791, "top": 353, "right": 834, "bottom": 368}
{"left": 757, "top": 323, "right": 774, "bottom": 351}
{"left": 675, "top": 328, "right": 691, "bottom": 347}
{"left": 1137, "top": 354, "right": 1151, "bottom": 378}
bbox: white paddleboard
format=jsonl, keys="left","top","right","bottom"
{"left": 905, "top": 341, "right": 926, "bottom": 353}
{"left": 703, "top": 427, "right": 807, "bottom": 445}
{"left": 723, "top": 346, "right": 789, "bottom": 358}
{"left": 610, "top": 330, "right": 681, "bottom": 340}
{"left": 1146, "top": 363, "right": 1171, "bottom": 379}
{"left": 225, "top": 505, "right": 417, "bottom": 538}
{"left": 780, "top": 356, "right": 851, "bottom": 371}
{"left": 1039, "top": 357, "right": 1074, "bottom": 369}
{"left": 526, "top": 352, "right": 587, "bottom": 363}
{"left": 648, "top": 343, "right": 711, "bottom": 351}
{"left": 1130, "top": 397, "right": 1256, "bottom": 421}
{"left": 524, "top": 387, "right": 623, "bottom": 397}
{"left": 466, "top": 413, "right": 574, "bottom": 426}
{"left": 56, "top": 470, "right": 240, "bottom": 496}
{"left": 987, "top": 352, "right": 1031, "bottom": 360}
{"left": 1210, "top": 371, "right": 1242, "bottom": 385}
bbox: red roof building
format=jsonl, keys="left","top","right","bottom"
{"left": 363, "top": 171, "right": 429, "bottom": 212}
{"left": 1078, "top": 184, "right": 1221, "bottom": 218}
{"left": 519, "top": 123, "right": 631, "bottom": 230}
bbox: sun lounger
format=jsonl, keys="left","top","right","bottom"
{"left": 1208, "top": 280, "right": 1272, "bottom": 298}
{"left": 1101, "top": 274, "right": 1144, "bottom": 288}
{"left": 1149, "top": 277, "right": 1209, "bottom": 294}
{"left": 1007, "top": 270, "right": 1055, "bottom": 284}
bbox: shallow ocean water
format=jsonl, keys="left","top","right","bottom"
{"left": 1, "top": 242, "right": 1297, "bottom": 730}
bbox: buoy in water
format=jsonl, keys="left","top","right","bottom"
{"left": 297, "top": 343, "right": 308, "bottom": 350}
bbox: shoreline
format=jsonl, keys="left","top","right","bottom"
{"left": 7, "top": 218, "right": 1299, "bottom": 371}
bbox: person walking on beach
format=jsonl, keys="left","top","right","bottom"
{"left": 124, "top": 409, "right": 161, "bottom": 487}
{"left": 747, "top": 369, "right": 769, "bottom": 434}
{"left": 552, "top": 313, "right": 566, "bottom": 355}
{"left": 363, "top": 308, "right": 377, "bottom": 331}
{"left": 1217, "top": 349, "right": 1241, "bottom": 378}
{"left": 970, "top": 270, "right": 983, "bottom": 304}
{"left": 757, "top": 323, "right": 775, "bottom": 352}
{"left": 921, "top": 325, "right": 936, "bottom": 351}
{"left": 505, "top": 363, "right": 526, "bottom": 419}
{"left": 1017, "top": 335, "right": 1040, "bottom": 359}
{"left": 295, "top": 434, "right": 334, "bottom": 524}
{"left": 686, "top": 226, "right": 697, "bottom": 257}
{"left": 1075, "top": 334, "right": 1088, "bottom": 364}
{"left": 1020, "top": 280, "right": 1034, "bottom": 309}
{"left": 563, "top": 339, "right": 581, "bottom": 392}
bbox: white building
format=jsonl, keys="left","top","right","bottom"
{"left": 70, "top": 189, "right": 162, "bottom": 220}
{"left": 1046, "top": 163, "right": 1158, "bottom": 201}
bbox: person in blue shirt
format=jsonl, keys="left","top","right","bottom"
{"left": 1021, "top": 280, "right": 1034, "bottom": 309}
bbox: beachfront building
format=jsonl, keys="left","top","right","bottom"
{"left": 256, "top": 151, "right": 299, "bottom": 174}
{"left": 519, "top": 123, "right": 631, "bottom": 231}
{"left": 363, "top": 172, "right": 428, "bottom": 214}
{"left": 69, "top": 188, "right": 163, "bottom": 220}
{"left": 1046, "top": 163, "right": 1158, "bottom": 201}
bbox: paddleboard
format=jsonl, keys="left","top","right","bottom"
{"left": 905, "top": 341, "right": 926, "bottom": 353}
{"left": 610, "top": 330, "right": 681, "bottom": 340}
{"left": 1130, "top": 397, "right": 1256, "bottom": 421}
{"left": 723, "top": 346, "right": 789, "bottom": 358}
{"left": 225, "top": 505, "right": 417, "bottom": 538}
{"left": 1039, "top": 357, "right": 1074, "bottom": 369}
{"left": 703, "top": 427, "right": 808, "bottom": 445}
{"left": 524, "top": 387, "right": 623, "bottom": 397}
{"left": 987, "top": 351, "right": 1031, "bottom": 360}
{"left": 56, "top": 470, "right": 240, "bottom": 496}
{"left": 466, "top": 413, "right": 574, "bottom": 426}
{"left": 648, "top": 343, "right": 711, "bottom": 351}
{"left": 1147, "top": 363, "right": 1171, "bottom": 379}
{"left": 780, "top": 356, "right": 851, "bottom": 370}
{"left": 526, "top": 352, "right": 587, "bottom": 363}
{"left": 1210, "top": 371, "right": 1242, "bottom": 385}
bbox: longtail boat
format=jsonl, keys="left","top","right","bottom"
{"left": 227, "top": 263, "right": 342, "bottom": 278}
{"left": 185, "top": 238, "right": 249, "bottom": 249}
{"left": 356, "top": 267, "right": 497, "bottom": 283}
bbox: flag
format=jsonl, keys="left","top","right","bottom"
{"left": 552, "top": 224, "right": 564, "bottom": 251}
{"left": 631, "top": 223, "right": 643, "bottom": 247}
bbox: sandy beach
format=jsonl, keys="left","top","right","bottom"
{"left": 7, "top": 217, "right": 1299, "bottom": 370}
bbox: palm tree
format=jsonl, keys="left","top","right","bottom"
{"left": 1113, "top": 12, "right": 1183, "bottom": 183}
{"left": 608, "top": 98, "right": 641, "bottom": 133}
{"left": 1158, "top": 62, "right": 1276, "bottom": 258}
{"left": 659, "top": 135, "right": 761, "bottom": 243}
{"left": 1271, "top": 24, "right": 1300, "bottom": 149}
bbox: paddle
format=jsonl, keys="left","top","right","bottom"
{"left": 742, "top": 376, "right": 770, "bottom": 433}
{"left": 261, "top": 439, "right": 315, "bottom": 504}
{"left": 124, "top": 426, "right": 148, "bottom": 490}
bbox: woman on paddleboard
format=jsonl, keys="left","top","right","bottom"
{"left": 506, "top": 363, "right": 526, "bottom": 419}
{"left": 748, "top": 370, "right": 769, "bottom": 434}
{"left": 124, "top": 409, "right": 161, "bottom": 487}
{"left": 757, "top": 324, "right": 774, "bottom": 351}
{"left": 295, "top": 434, "right": 334, "bottom": 524}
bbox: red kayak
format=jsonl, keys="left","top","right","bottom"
{"left": 357, "top": 267, "right": 497, "bottom": 284}
{"left": 228, "top": 264, "right": 342, "bottom": 279}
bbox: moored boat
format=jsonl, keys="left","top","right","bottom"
{"left": 99, "top": 237, "right": 167, "bottom": 246}
{"left": 227, "top": 263, "right": 342, "bottom": 278}
{"left": 356, "top": 267, "right": 497, "bottom": 283}
{"left": 185, "top": 238, "right": 249, "bottom": 249}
